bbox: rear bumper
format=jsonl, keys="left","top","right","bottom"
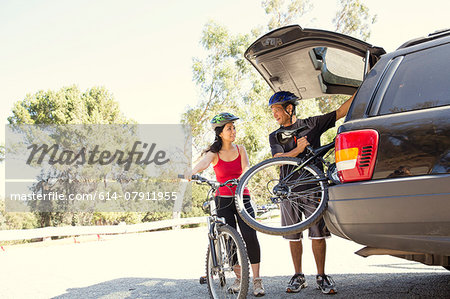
{"left": 325, "top": 174, "right": 450, "bottom": 256}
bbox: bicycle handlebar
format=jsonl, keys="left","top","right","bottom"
{"left": 178, "top": 174, "right": 238, "bottom": 188}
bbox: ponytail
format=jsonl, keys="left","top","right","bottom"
{"left": 204, "top": 126, "right": 224, "bottom": 154}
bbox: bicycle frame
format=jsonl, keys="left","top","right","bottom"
{"left": 206, "top": 187, "right": 226, "bottom": 269}
{"left": 282, "top": 140, "right": 335, "bottom": 183}
{"left": 193, "top": 176, "right": 238, "bottom": 270}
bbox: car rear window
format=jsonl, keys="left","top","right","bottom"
{"left": 378, "top": 43, "right": 450, "bottom": 115}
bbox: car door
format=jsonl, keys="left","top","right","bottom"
{"left": 245, "top": 25, "right": 385, "bottom": 99}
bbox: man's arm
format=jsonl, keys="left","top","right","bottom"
{"left": 336, "top": 92, "right": 356, "bottom": 120}
{"left": 274, "top": 136, "right": 309, "bottom": 158}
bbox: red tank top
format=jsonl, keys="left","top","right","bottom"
{"left": 213, "top": 145, "right": 250, "bottom": 197}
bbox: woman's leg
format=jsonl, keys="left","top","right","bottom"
{"left": 251, "top": 263, "right": 261, "bottom": 278}
{"left": 235, "top": 196, "right": 261, "bottom": 278}
{"left": 236, "top": 197, "right": 266, "bottom": 295}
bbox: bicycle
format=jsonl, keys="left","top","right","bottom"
{"left": 180, "top": 174, "right": 250, "bottom": 299}
{"left": 235, "top": 125, "right": 339, "bottom": 236}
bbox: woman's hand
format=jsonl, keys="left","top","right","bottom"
{"left": 184, "top": 169, "right": 193, "bottom": 181}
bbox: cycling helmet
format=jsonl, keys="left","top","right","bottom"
{"left": 268, "top": 91, "right": 299, "bottom": 107}
{"left": 210, "top": 112, "right": 239, "bottom": 129}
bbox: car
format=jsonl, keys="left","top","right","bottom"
{"left": 245, "top": 25, "right": 450, "bottom": 269}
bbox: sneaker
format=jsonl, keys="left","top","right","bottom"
{"left": 253, "top": 278, "right": 265, "bottom": 297}
{"left": 286, "top": 273, "right": 307, "bottom": 293}
{"left": 316, "top": 274, "right": 337, "bottom": 294}
{"left": 228, "top": 278, "right": 240, "bottom": 293}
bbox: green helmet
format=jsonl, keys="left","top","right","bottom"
{"left": 210, "top": 112, "right": 239, "bottom": 129}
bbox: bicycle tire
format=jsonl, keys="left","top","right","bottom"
{"left": 206, "top": 224, "right": 249, "bottom": 299}
{"left": 235, "top": 157, "right": 328, "bottom": 236}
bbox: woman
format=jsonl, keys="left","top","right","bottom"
{"left": 187, "top": 112, "right": 265, "bottom": 297}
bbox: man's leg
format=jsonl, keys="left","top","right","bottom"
{"left": 285, "top": 239, "right": 307, "bottom": 293}
{"left": 282, "top": 200, "right": 307, "bottom": 293}
{"left": 290, "top": 240, "right": 303, "bottom": 274}
{"left": 309, "top": 221, "right": 336, "bottom": 294}
{"left": 311, "top": 238, "right": 326, "bottom": 275}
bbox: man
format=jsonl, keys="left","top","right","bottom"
{"left": 268, "top": 91, "right": 354, "bottom": 295}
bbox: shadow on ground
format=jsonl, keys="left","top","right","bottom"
{"left": 54, "top": 271, "right": 450, "bottom": 299}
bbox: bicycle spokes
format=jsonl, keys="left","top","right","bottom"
{"left": 206, "top": 225, "right": 249, "bottom": 298}
{"left": 235, "top": 157, "right": 328, "bottom": 235}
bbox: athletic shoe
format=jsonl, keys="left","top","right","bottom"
{"left": 316, "top": 274, "right": 337, "bottom": 294}
{"left": 228, "top": 278, "right": 240, "bottom": 293}
{"left": 286, "top": 273, "right": 308, "bottom": 293}
{"left": 253, "top": 278, "right": 265, "bottom": 297}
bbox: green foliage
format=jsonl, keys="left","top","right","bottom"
{"left": 263, "top": 0, "right": 312, "bottom": 30}
{"left": 92, "top": 212, "right": 144, "bottom": 225}
{"left": 141, "top": 212, "right": 172, "bottom": 222}
{"left": 0, "top": 199, "right": 38, "bottom": 230}
{"left": 8, "top": 85, "right": 130, "bottom": 125}
{"left": 181, "top": 184, "right": 209, "bottom": 218}
{"left": 333, "top": 0, "right": 377, "bottom": 41}
{"left": 183, "top": 20, "right": 271, "bottom": 158}
{"left": 5, "top": 86, "right": 150, "bottom": 228}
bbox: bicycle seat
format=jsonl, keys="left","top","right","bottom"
{"left": 276, "top": 125, "right": 307, "bottom": 145}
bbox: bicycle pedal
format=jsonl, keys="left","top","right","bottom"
{"left": 199, "top": 276, "right": 207, "bottom": 284}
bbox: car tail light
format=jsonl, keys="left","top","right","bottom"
{"left": 335, "top": 129, "right": 379, "bottom": 183}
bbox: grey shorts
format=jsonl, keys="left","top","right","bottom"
{"left": 280, "top": 197, "right": 330, "bottom": 240}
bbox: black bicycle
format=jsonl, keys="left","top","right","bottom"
{"left": 235, "top": 126, "right": 339, "bottom": 236}
{"left": 182, "top": 174, "right": 250, "bottom": 299}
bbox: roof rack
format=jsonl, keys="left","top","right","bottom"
{"left": 397, "top": 28, "right": 450, "bottom": 50}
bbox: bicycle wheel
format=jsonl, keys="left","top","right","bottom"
{"left": 206, "top": 225, "right": 249, "bottom": 299}
{"left": 235, "top": 157, "right": 328, "bottom": 236}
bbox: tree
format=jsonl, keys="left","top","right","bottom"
{"left": 8, "top": 85, "right": 129, "bottom": 125}
{"left": 333, "top": 0, "right": 377, "bottom": 41}
{"left": 6, "top": 85, "right": 142, "bottom": 227}
{"left": 263, "top": 0, "right": 312, "bottom": 30}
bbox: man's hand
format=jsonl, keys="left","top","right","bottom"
{"left": 296, "top": 136, "right": 310, "bottom": 153}
{"left": 274, "top": 136, "right": 310, "bottom": 158}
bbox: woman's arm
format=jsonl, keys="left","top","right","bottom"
{"left": 185, "top": 151, "right": 217, "bottom": 180}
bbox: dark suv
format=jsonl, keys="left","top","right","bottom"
{"left": 245, "top": 25, "right": 450, "bottom": 268}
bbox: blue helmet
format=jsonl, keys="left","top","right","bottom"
{"left": 268, "top": 91, "right": 299, "bottom": 107}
